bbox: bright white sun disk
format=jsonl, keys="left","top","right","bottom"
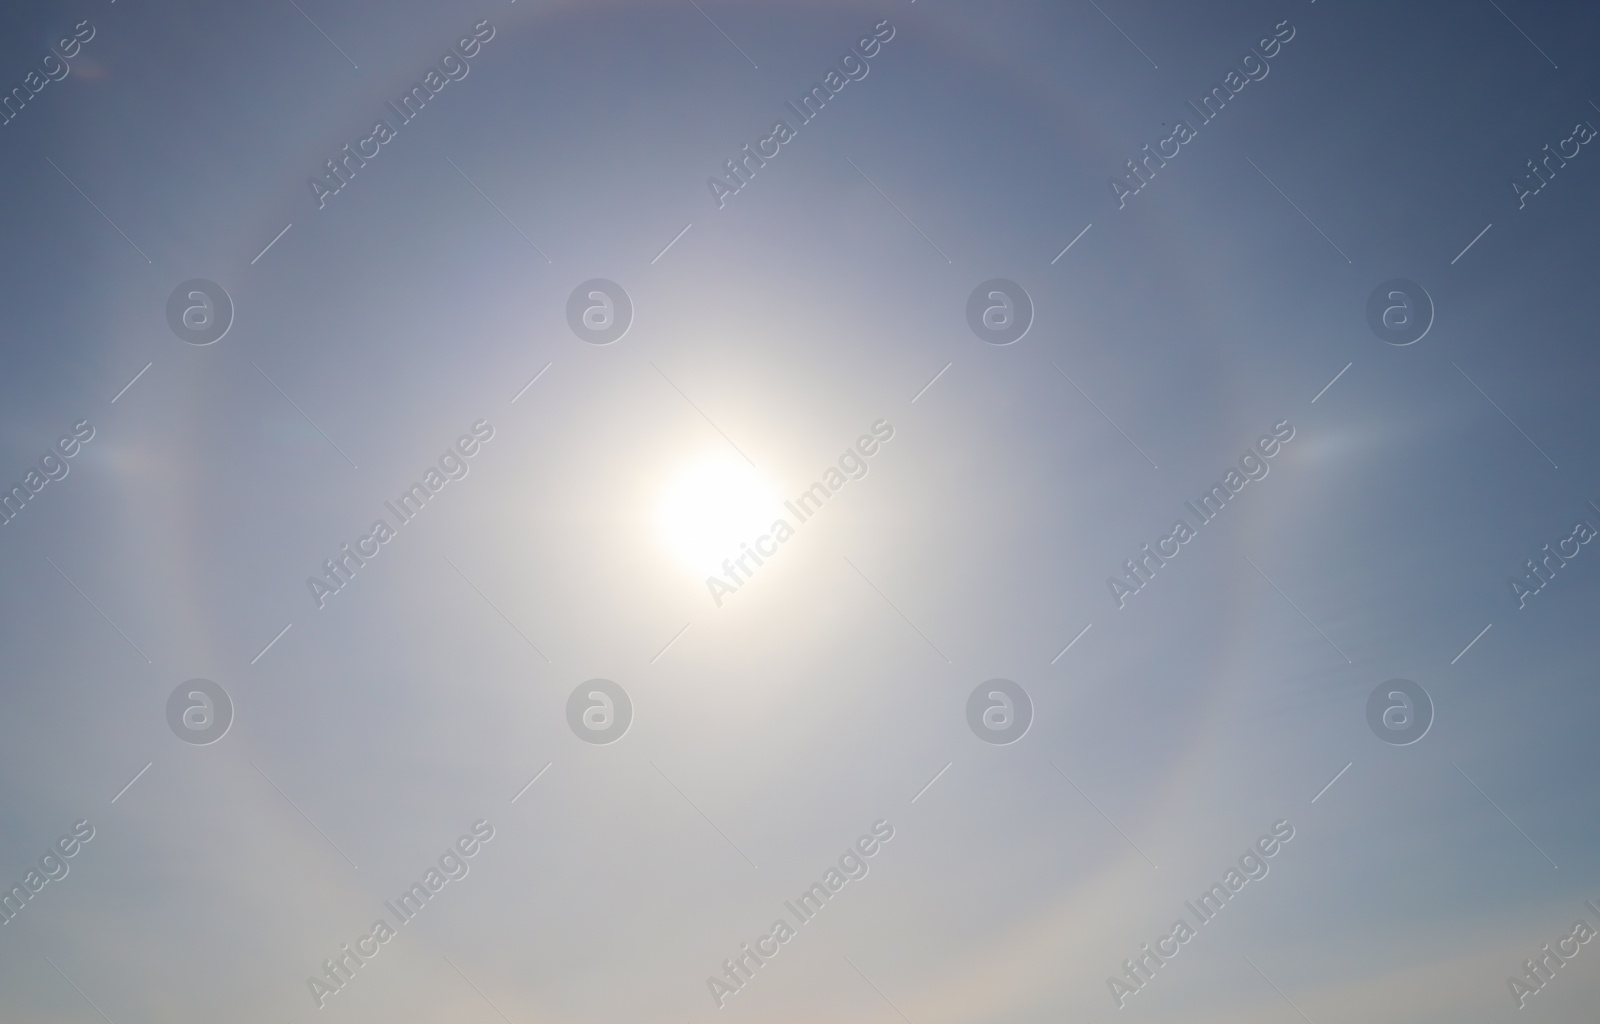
{"left": 657, "top": 454, "right": 782, "bottom": 577}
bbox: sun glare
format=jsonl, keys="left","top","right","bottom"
{"left": 657, "top": 453, "right": 783, "bottom": 578}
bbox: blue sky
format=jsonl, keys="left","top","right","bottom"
{"left": 2, "top": 0, "right": 1600, "bottom": 1021}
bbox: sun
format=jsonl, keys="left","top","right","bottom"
{"left": 657, "top": 453, "right": 783, "bottom": 578}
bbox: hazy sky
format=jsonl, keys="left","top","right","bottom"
{"left": 2, "top": 1, "right": 1600, "bottom": 1022}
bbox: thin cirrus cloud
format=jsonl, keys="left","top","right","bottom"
{"left": 0, "top": 1, "right": 1598, "bottom": 1023}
